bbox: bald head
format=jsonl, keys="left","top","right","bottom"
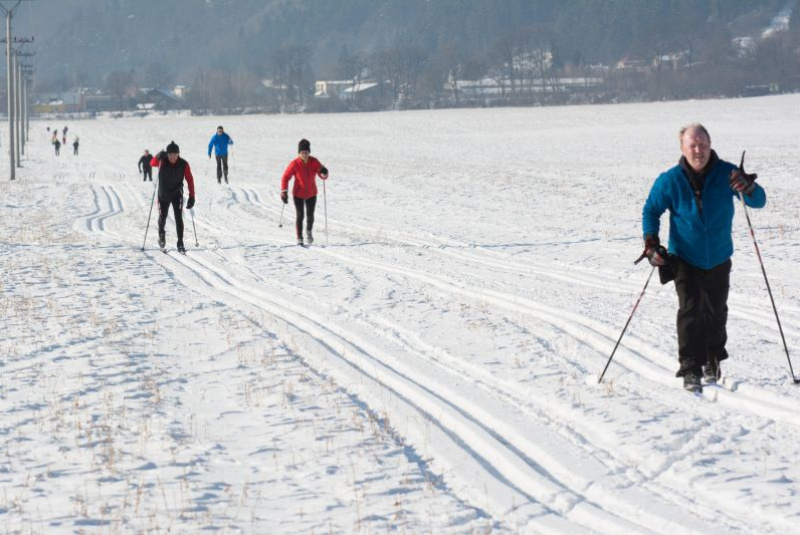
{"left": 680, "top": 123, "right": 712, "bottom": 172}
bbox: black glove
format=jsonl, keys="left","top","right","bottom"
{"left": 320, "top": 166, "right": 329, "bottom": 178}
{"left": 280, "top": 190, "right": 288, "bottom": 204}
{"left": 186, "top": 196, "right": 195, "bottom": 209}
{"left": 730, "top": 168, "right": 757, "bottom": 195}
{"left": 640, "top": 235, "right": 667, "bottom": 266}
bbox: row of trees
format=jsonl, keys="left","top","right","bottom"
{"left": 183, "top": 15, "right": 800, "bottom": 113}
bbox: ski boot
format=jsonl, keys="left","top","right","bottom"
{"left": 306, "top": 229, "right": 314, "bottom": 245}
{"left": 683, "top": 373, "right": 702, "bottom": 393}
{"left": 158, "top": 234, "right": 166, "bottom": 250}
{"left": 177, "top": 241, "right": 186, "bottom": 254}
{"left": 703, "top": 358, "right": 720, "bottom": 384}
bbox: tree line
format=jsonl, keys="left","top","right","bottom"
{"left": 26, "top": 0, "right": 800, "bottom": 113}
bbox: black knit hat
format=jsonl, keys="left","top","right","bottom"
{"left": 298, "top": 138, "right": 310, "bottom": 153}
{"left": 166, "top": 140, "right": 180, "bottom": 153}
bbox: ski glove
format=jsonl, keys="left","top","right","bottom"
{"left": 320, "top": 166, "right": 329, "bottom": 178}
{"left": 186, "top": 197, "right": 195, "bottom": 210}
{"left": 729, "top": 168, "right": 757, "bottom": 195}
{"left": 280, "top": 190, "right": 289, "bottom": 204}
{"left": 643, "top": 235, "right": 667, "bottom": 267}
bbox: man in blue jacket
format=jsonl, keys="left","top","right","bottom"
{"left": 208, "top": 125, "right": 234, "bottom": 184}
{"left": 642, "top": 123, "right": 766, "bottom": 393}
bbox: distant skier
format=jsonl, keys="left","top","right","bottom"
{"left": 208, "top": 125, "right": 233, "bottom": 184}
{"left": 138, "top": 149, "right": 153, "bottom": 182}
{"left": 73, "top": 137, "right": 79, "bottom": 155}
{"left": 641, "top": 123, "right": 767, "bottom": 393}
{"left": 63, "top": 126, "right": 68, "bottom": 137}
{"left": 150, "top": 141, "right": 195, "bottom": 253}
{"left": 54, "top": 138, "right": 61, "bottom": 156}
{"left": 280, "top": 138, "right": 328, "bottom": 245}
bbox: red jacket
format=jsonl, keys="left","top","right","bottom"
{"left": 281, "top": 156, "right": 326, "bottom": 199}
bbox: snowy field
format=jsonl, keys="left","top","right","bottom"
{"left": 2, "top": 95, "right": 800, "bottom": 533}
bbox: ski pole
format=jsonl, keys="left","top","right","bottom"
{"left": 598, "top": 265, "right": 656, "bottom": 383}
{"left": 323, "top": 179, "right": 328, "bottom": 243}
{"left": 278, "top": 202, "right": 285, "bottom": 228}
{"left": 736, "top": 151, "right": 798, "bottom": 383}
{"left": 191, "top": 208, "right": 199, "bottom": 247}
{"left": 141, "top": 179, "right": 158, "bottom": 251}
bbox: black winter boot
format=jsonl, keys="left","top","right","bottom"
{"left": 683, "top": 373, "right": 702, "bottom": 393}
{"left": 703, "top": 358, "right": 721, "bottom": 384}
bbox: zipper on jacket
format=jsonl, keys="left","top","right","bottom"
{"left": 693, "top": 187, "right": 703, "bottom": 217}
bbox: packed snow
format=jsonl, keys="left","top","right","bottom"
{"left": 2, "top": 95, "right": 800, "bottom": 533}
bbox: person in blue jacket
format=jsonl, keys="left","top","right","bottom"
{"left": 641, "top": 123, "right": 766, "bottom": 393}
{"left": 208, "top": 125, "right": 234, "bottom": 184}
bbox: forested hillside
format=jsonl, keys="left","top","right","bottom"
{"left": 20, "top": 0, "right": 793, "bottom": 87}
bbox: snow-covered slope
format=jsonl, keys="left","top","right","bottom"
{"left": 2, "top": 95, "right": 800, "bottom": 533}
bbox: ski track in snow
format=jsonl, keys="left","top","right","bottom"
{"left": 4, "top": 99, "right": 800, "bottom": 533}
{"left": 80, "top": 178, "right": 797, "bottom": 531}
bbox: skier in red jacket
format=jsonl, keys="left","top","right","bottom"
{"left": 280, "top": 138, "right": 328, "bottom": 245}
{"left": 151, "top": 141, "right": 195, "bottom": 253}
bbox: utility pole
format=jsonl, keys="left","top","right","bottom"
{"left": 15, "top": 49, "right": 32, "bottom": 157}
{"left": 4, "top": 8, "right": 15, "bottom": 179}
{"left": 0, "top": 0, "right": 33, "bottom": 180}
{"left": 21, "top": 63, "right": 32, "bottom": 142}
{"left": 15, "top": 51, "right": 20, "bottom": 162}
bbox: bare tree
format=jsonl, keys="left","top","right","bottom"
{"left": 105, "top": 70, "right": 134, "bottom": 111}
{"left": 369, "top": 46, "right": 427, "bottom": 106}
{"left": 336, "top": 46, "right": 366, "bottom": 106}
{"left": 270, "top": 45, "right": 313, "bottom": 110}
{"left": 143, "top": 61, "right": 175, "bottom": 90}
{"left": 489, "top": 31, "right": 527, "bottom": 95}
{"left": 187, "top": 67, "right": 210, "bottom": 113}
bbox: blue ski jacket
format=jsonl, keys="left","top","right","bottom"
{"left": 643, "top": 158, "right": 766, "bottom": 270}
{"left": 208, "top": 132, "right": 233, "bottom": 157}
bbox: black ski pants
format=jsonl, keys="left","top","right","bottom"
{"left": 142, "top": 167, "right": 153, "bottom": 181}
{"left": 293, "top": 195, "right": 317, "bottom": 239}
{"left": 157, "top": 194, "right": 185, "bottom": 245}
{"left": 215, "top": 155, "right": 229, "bottom": 181}
{"left": 674, "top": 257, "right": 731, "bottom": 377}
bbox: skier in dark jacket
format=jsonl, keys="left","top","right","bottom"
{"left": 280, "top": 138, "right": 328, "bottom": 245}
{"left": 151, "top": 141, "right": 195, "bottom": 253}
{"left": 641, "top": 123, "right": 767, "bottom": 393}
{"left": 139, "top": 150, "right": 153, "bottom": 182}
{"left": 54, "top": 138, "right": 61, "bottom": 156}
{"left": 73, "top": 137, "right": 79, "bottom": 155}
{"left": 208, "top": 125, "right": 233, "bottom": 184}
